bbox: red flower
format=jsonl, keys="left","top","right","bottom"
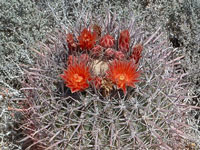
{"left": 60, "top": 62, "right": 91, "bottom": 93}
{"left": 118, "top": 30, "right": 130, "bottom": 52}
{"left": 106, "top": 60, "right": 140, "bottom": 94}
{"left": 78, "top": 28, "right": 96, "bottom": 50}
{"left": 131, "top": 44, "right": 143, "bottom": 64}
{"left": 114, "top": 51, "right": 125, "bottom": 60}
{"left": 105, "top": 48, "right": 115, "bottom": 58}
{"left": 92, "top": 45, "right": 103, "bottom": 56}
{"left": 66, "top": 33, "right": 76, "bottom": 50}
{"left": 100, "top": 34, "right": 115, "bottom": 48}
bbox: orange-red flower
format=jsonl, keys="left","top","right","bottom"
{"left": 131, "top": 44, "right": 143, "bottom": 64}
{"left": 100, "top": 34, "right": 115, "bottom": 48}
{"left": 118, "top": 30, "right": 130, "bottom": 52}
{"left": 78, "top": 28, "right": 96, "bottom": 50}
{"left": 60, "top": 62, "right": 91, "bottom": 93}
{"left": 106, "top": 60, "right": 140, "bottom": 94}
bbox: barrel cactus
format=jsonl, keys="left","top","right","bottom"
{"left": 9, "top": 7, "right": 199, "bottom": 150}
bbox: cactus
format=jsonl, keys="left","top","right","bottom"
{"left": 8, "top": 5, "right": 200, "bottom": 150}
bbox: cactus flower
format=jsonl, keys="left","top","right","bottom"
{"left": 66, "top": 33, "right": 77, "bottom": 50}
{"left": 92, "top": 45, "right": 103, "bottom": 56}
{"left": 106, "top": 60, "right": 140, "bottom": 94}
{"left": 118, "top": 30, "right": 130, "bottom": 52}
{"left": 105, "top": 48, "right": 115, "bottom": 58}
{"left": 131, "top": 44, "right": 143, "bottom": 64}
{"left": 100, "top": 34, "right": 115, "bottom": 48}
{"left": 114, "top": 51, "right": 125, "bottom": 60}
{"left": 60, "top": 62, "right": 91, "bottom": 93}
{"left": 78, "top": 28, "right": 96, "bottom": 50}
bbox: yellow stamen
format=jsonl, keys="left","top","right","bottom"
{"left": 119, "top": 75, "right": 125, "bottom": 81}
{"left": 74, "top": 74, "right": 83, "bottom": 82}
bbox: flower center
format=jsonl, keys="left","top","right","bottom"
{"left": 74, "top": 74, "right": 83, "bottom": 82}
{"left": 119, "top": 74, "right": 125, "bottom": 81}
